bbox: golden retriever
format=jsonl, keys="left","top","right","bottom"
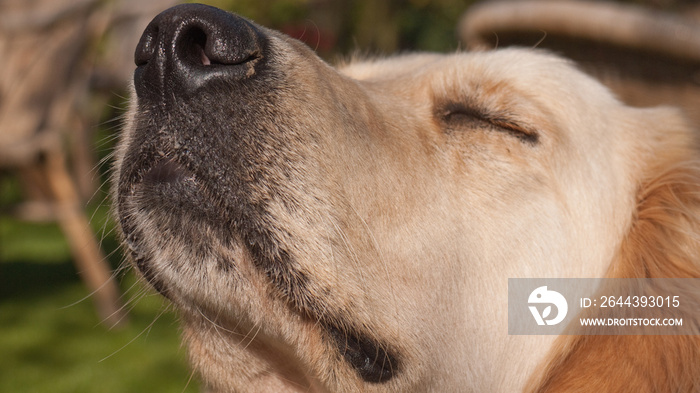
{"left": 113, "top": 4, "right": 700, "bottom": 392}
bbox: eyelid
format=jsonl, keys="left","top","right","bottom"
{"left": 440, "top": 103, "right": 539, "bottom": 144}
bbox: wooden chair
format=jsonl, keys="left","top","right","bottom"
{"left": 0, "top": 0, "right": 127, "bottom": 327}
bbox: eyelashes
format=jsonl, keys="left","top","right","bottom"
{"left": 438, "top": 102, "right": 539, "bottom": 144}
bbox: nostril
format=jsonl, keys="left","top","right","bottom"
{"left": 178, "top": 25, "right": 261, "bottom": 68}
{"left": 178, "top": 26, "right": 210, "bottom": 67}
{"left": 176, "top": 25, "right": 260, "bottom": 66}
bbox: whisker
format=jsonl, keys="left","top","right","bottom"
{"left": 180, "top": 368, "right": 198, "bottom": 393}
{"left": 98, "top": 306, "right": 168, "bottom": 362}
{"left": 347, "top": 203, "right": 402, "bottom": 338}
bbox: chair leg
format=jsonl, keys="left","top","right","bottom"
{"left": 43, "top": 151, "right": 128, "bottom": 328}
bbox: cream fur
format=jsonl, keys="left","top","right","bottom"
{"left": 115, "top": 25, "right": 700, "bottom": 392}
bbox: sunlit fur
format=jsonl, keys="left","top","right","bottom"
{"left": 527, "top": 139, "right": 700, "bottom": 392}
{"left": 115, "top": 24, "right": 700, "bottom": 392}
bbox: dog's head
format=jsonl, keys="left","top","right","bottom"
{"left": 113, "top": 4, "right": 700, "bottom": 392}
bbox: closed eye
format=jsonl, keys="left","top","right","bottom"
{"left": 440, "top": 103, "right": 539, "bottom": 144}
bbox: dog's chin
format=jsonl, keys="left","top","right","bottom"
{"left": 141, "top": 157, "right": 193, "bottom": 189}
{"left": 120, "top": 159, "right": 403, "bottom": 385}
{"left": 118, "top": 156, "right": 233, "bottom": 299}
{"left": 135, "top": 157, "right": 224, "bottom": 225}
{"left": 120, "top": 157, "right": 295, "bottom": 317}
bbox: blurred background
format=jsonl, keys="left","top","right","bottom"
{"left": 1, "top": 0, "right": 699, "bottom": 391}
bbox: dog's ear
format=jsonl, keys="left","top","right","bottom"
{"left": 526, "top": 108, "right": 700, "bottom": 392}
{"left": 609, "top": 107, "right": 700, "bottom": 280}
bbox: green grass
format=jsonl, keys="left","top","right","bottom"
{"left": 0, "top": 280, "right": 198, "bottom": 393}
{"left": 0, "top": 198, "right": 199, "bottom": 393}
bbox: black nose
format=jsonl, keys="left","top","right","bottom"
{"left": 134, "top": 4, "right": 265, "bottom": 99}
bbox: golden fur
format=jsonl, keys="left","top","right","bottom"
{"left": 114, "top": 6, "right": 700, "bottom": 391}
{"left": 527, "top": 146, "right": 700, "bottom": 391}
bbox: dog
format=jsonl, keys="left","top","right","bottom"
{"left": 113, "top": 4, "right": 700, "bottom": 392}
